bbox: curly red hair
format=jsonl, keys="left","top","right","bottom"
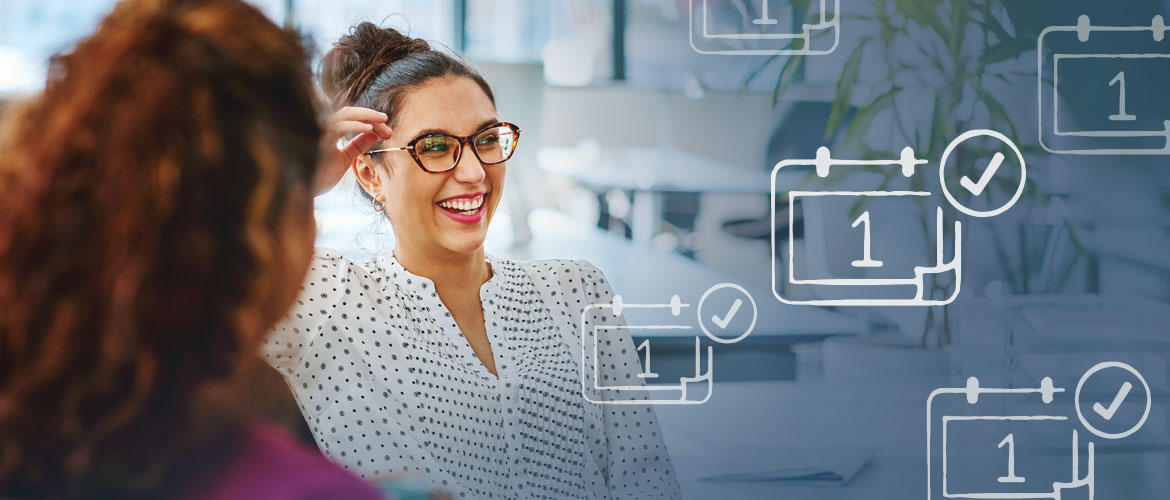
{"left": 0, "top": 0, "right": 322, "bottom": 497}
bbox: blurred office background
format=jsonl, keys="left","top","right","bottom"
{"left": 3, "top": 1, "right": 1170, "bottom": 498}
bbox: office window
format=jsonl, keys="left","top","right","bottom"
{"left": 0, "top": 0, "right": 117, "bottom": 93}
{"left": 463, "top": 0, "right": 613, "bottom": 86}
{"left": 0, "top": 0, "right": 286, "bottom": 94}
{"left": 625, "top": 0, "right": 784, "bottom": 93}
{"left": 291, "top": 0, "right": 456, "bottom": 63}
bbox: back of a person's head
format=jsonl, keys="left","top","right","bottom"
{"left": 0, "top": 0, "right": 321, "bottom": 497}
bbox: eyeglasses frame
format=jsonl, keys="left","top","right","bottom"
{"left": 362, "top": 121, "right": 521, "bottom": 173}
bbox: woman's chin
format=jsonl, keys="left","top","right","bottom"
{"left": 437, "top": 233, "right": 488, "bottom": 255}
{"left": 432, "top": 209, "right": 491, "bottom": 255}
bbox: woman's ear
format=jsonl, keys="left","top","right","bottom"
{"left": 353, "top": 155, "right": 385, "bottom": 199}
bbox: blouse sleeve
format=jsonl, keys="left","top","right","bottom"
{"left": 575, "top": 260, "right": 682, "bottom": 500}
{"left": 261, "top": 248, "right": 352, "bottom": 376}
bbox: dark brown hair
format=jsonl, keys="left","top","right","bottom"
{"left": 321, "top": 22, "right": 495, "bottom": 124}
{"left": 0, "top": 0, "right": 321, "bottom": 497}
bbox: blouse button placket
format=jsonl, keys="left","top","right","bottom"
{"left": 479, "top": 273, "right": 522, "bottom": 496}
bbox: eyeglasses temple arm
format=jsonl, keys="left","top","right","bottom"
{"left": 364, "top": 146, "right": 410, "bottom": 155}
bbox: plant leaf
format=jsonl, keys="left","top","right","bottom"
{"left": 894, "top": 0, "right": 948, "bottom": 38}
{"left": 974, "top": 85, "right": 1018, "bottom": 140}
{"left": 927, "top": 93, "right": 948, "bottom": 156}
{"left": 980, "top": 37, "right": 1032, "bottom": 65}
{"left": 845, "top": 86, "right": 901, "bottom": 146}
{"left": 948, "top": 0, "right": 971, "bottom": 59}
{"left": 771, "top": 54, "right": 806, "bottom": 107}
{"left": 825, "top": 46, "right": 865, "bottom": 138}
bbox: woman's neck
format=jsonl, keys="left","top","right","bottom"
{"left": 393, "top": 243, "right": 491, "bottom": 293}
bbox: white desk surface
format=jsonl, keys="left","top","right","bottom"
{"left": 655, "top": 380, "right": 1170, "bottom": 500}
{"left": 538, "top": 146, "right": 775, "bottom": 194}
{"left": 515, "top": 210, "right": 863, "bottom": 339}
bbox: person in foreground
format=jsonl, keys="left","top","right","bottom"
{"left": 262, "top": 23, "right": 682, "bottom": 499}
{"left": 0, "top": 0, "right": 382, "bottom": 498}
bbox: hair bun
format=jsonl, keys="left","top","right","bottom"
{"left": 320, "top": 22, "right": 431, "bottom": 109}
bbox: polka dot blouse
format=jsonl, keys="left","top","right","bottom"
{"left": 263, "top": 249, "right": 681, "bottom": 499}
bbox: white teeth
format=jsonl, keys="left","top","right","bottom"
{"left": 438, "top": 194, "right": 484, "bottom": 212}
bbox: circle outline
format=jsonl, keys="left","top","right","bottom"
{"left": 939, "top": 129, "right": 1027, "bottom": 218}
{"left": 1074, "top": 361, "right": 1151, "bottom": 440}
{"left": 697, "top": 283, "right": 757, "bottom": 345}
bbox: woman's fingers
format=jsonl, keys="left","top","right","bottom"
{"left": 338, "top": 130, "right": 381, "bottom": 159}
{"left": 328, "top": 120, "right": 375, "bottom": 137}
{"left": 328, "top": 106, "right": 387, "bottom": 126}
{"left": 313, "top": 106, "right": 390, "bottom": 196}
{"left": 372, "top": 122, "right": 393, "bottom": 139}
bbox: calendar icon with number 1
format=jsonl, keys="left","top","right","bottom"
{"left": 689, "top": 0, "right": 839, "bottom": 55}
{"left": 771, "top": 146, "right": 962, "bottom": 307}
{"left": 1039, "top": 15, "right": 1170, "bottom": 154}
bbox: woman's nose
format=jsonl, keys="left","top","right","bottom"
{"left": 451, "top": 143, "right": 486, "bottom": 184}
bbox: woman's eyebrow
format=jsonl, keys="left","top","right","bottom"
{"left": 413, "top": 119, "right": 500, "bottom": 138}
{"left": 472, "top": 118, "right": 499, "bottom": 132}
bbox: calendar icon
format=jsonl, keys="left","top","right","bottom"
{"left": 688, "top": 0, "right": 840, "bottom": 55}
{"left": 926, "top": 363, "right": 1151, "bottom": 500}
{"left": 772, "top": 131, "right": 1025, "bottom": 307}
{"left": 926, "top": 377, "right": 1092, "bottom": 500}
{"left": 581, "top": 285, "right": 756, "bottom": 405}
{"left": 581, "top": 295, "right": 714, "bottom": 405}
{"left": 1038, "top": 15, "right": 1170, "bottom": 154}
{"left": 771, "top": 146, "right": 963, "bottom": 306}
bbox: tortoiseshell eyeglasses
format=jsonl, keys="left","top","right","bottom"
{"left": 364, "top": 122, "right": 520, "bottom": 173}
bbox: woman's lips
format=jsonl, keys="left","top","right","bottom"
{"left": 436, "top": 192, "right": 487, "bottom": 224}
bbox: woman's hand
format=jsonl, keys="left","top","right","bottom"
{"left": 315, "top": 106, "right": 393, "bottom": 196}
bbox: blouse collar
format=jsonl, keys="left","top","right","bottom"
{"left": 378, "top": 252, "right": 502, "bottom": 300}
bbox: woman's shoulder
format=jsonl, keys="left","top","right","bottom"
{"left": 303, "top": 247, "right": 389, "bottom": 287}
{"left": 183, "top": 422, "right": 383, "bottom": 500}
{"left": 507, "top": 257, "right": 615, "bottom": 300}
{"left": 509, "top": 257, "right": 604, "bottom": 281}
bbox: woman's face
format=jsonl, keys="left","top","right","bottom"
{"left": 362, "top": 76, "right": 504, "bottom": 257}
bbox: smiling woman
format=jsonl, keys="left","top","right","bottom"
{"left": 261, "top": 22, "right": 681, "bottom": 499}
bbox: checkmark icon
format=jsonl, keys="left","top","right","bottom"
{"left": 710, "top": 299, "right": 742, "bottom": 329}
{"left": 959, "top": 152, "right": 1005, "bottom": 196}
{"left": 1093, "top": 381, "right": 1133, "bottom": 420}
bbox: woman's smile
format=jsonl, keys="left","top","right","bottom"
{"left": 436, "top": 190, "right": 488, "bottom": 224}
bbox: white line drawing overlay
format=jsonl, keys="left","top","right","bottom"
{"left": 1038, "top": 14, "right": 1170, "bottom": 154}
{"left": 771, "top": 146, "right": 962, "bottom": 306}
{"left": 581, "top": 285, "right": 755, "bottom": 405}
{"left": 927, "top": 362, "right": 1151, "bottom": 500}
{"left": 940, "top": 130, "right": 1027, "bottom": 219}
{"left": 773, "top": 131, "right": 1024, "bottom": 306}
{"left": 689, "top": 0, "right": 840, "bottom": 55}
{"left": 581, "top": 294, "right": 712, "bottom": 405}
{"left": 697, "top": 283, "right": 757, "bottom": 344}
{"left": 1075, "top": 361, "right": 1152, "bottom": 440}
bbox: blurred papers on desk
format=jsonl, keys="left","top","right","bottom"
{"left": 698, "top": 445, "right": 876, "bottom": 487}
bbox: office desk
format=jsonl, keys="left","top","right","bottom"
{"left": 539, "top": 147, "right": 786, "bottom": 247}
{"left": 655, "top": 381, "right": 1170, "bottom": 499}
{"left": 539, "top": 147, "right": 770, "bottom": 195}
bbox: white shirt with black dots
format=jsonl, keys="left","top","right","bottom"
{"left": 263, "top": 249, "right": 681, "bottom": 499}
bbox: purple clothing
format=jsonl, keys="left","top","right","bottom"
{"left": 181, "top": 422, "right": 384, "bottom": 500}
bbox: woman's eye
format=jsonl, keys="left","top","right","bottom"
{"left": 476, "top": 134, "right": 500, "bottom": 146}
{"left": 420, "top": 138, "right": 449, "bottom": 152}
